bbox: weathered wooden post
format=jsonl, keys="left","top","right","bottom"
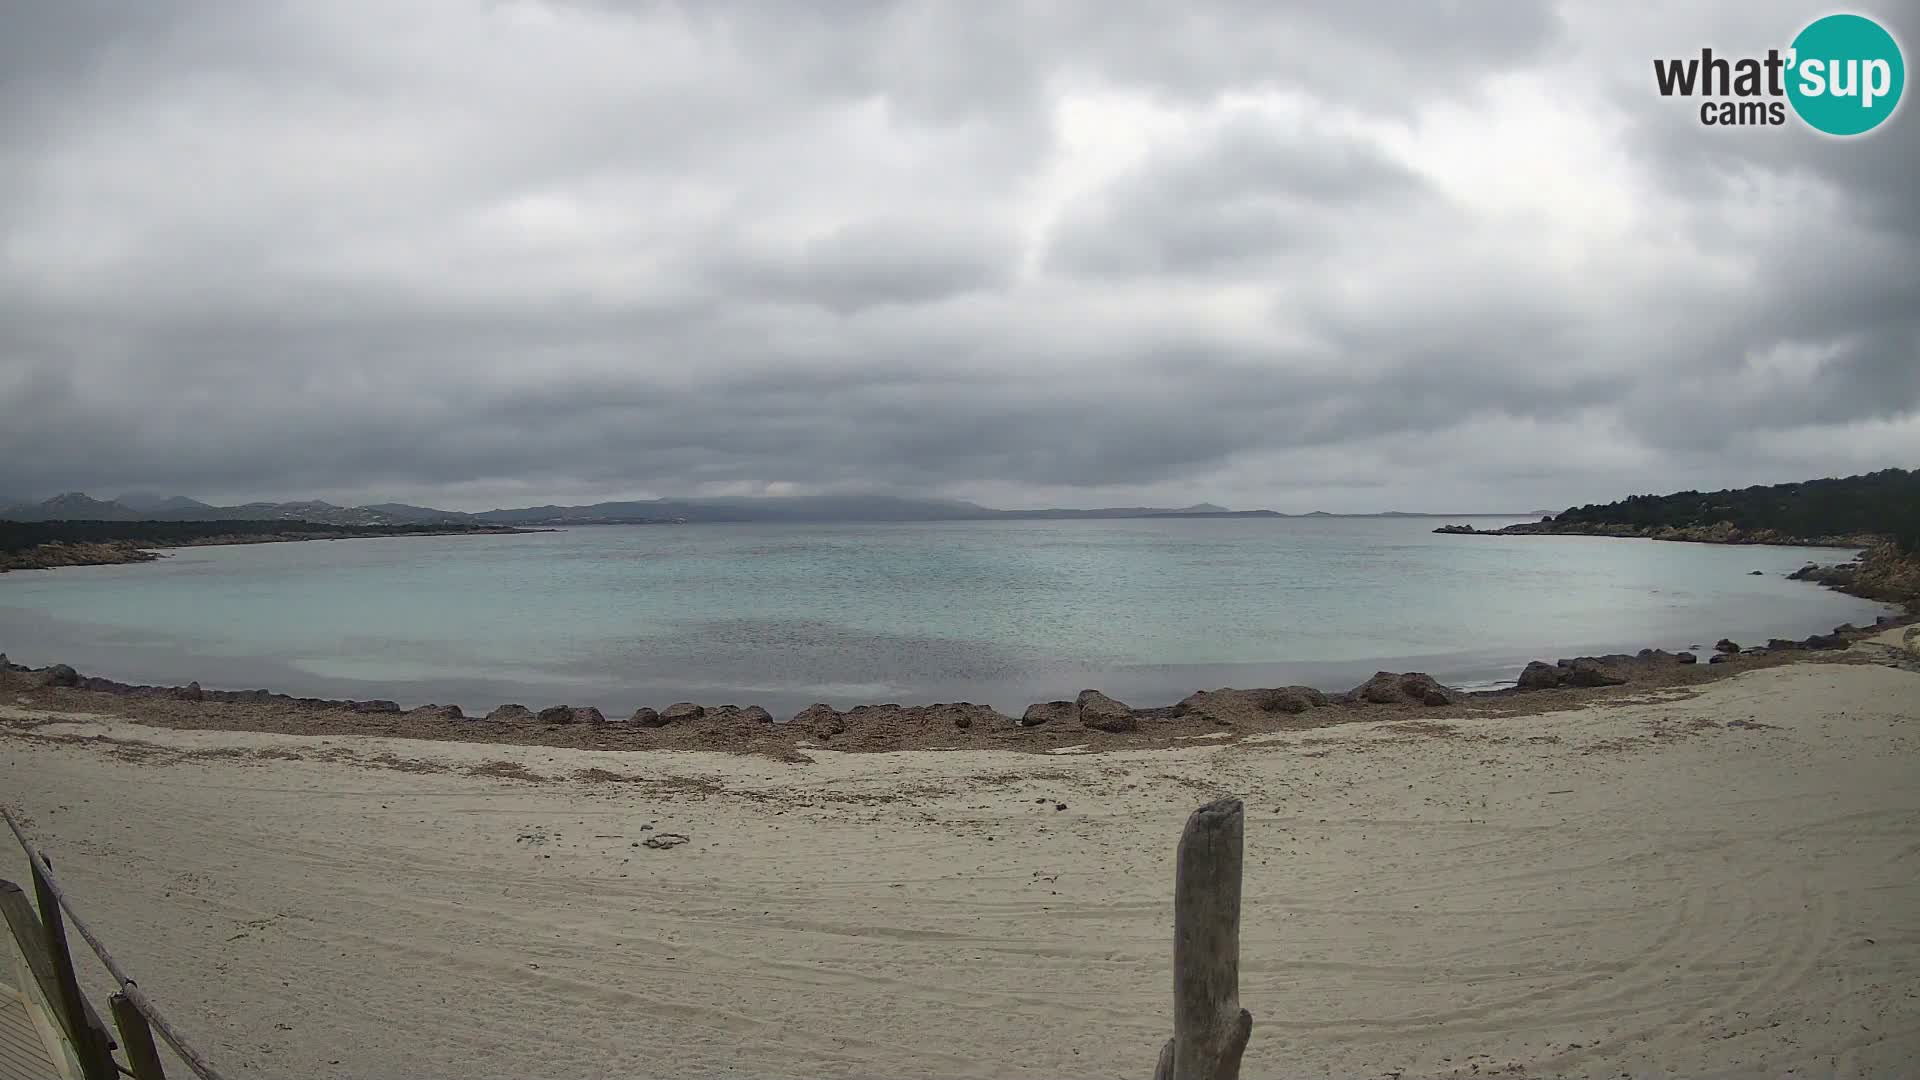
{"left": 1153, "top": 797, "right": 1252, "bottom": 1080}
{"left": 111, "top": 993, "right": 170, "bottom": 1079}
{"left": 32, "top": 857, "right": 119, "bottom": 1080}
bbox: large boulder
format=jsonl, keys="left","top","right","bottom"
{"left": 1561, "top": 658, "right": 1627, "bottom": 688}
{"left": 1020, "top": 701, "right": 1074, "bottom": 727}
{"left": 694, "top": 704, "right": 778, "bottom": 729}
{"left": 1765, "top": 638, "right": 1803, "bottom": 652}
{"left": 1516, "top": 661, "right": 1563, "bottom": 690}
{"left": 1075, "top": 690, "right": 1136, "bottom": 732}
{"left": 1801, "top": 632, "right": 1847, "bottom": 651}
{"left": 1176, "top": 686, "right": 1326, "bottom": 723}
{"left": 408, "top": 704, "right": 464, "bottom": 721}
{"left": 1714, "top": 638, "right": 1740, "bottom": 654}
{"left": 572, "top": 706, "right": 606, "bottom": 724}
{"left": 628, "top": 707, "right": 665, "bottom": 727}
{"left": 1173, "top": 689, "right": 1243, "bottom": 724}
{"left": 170, "top": 681, "right": 205, "bottom": 702}
{"left": 486, "top": 704, "right": 535, "bottom": 722}
{"left": 661, "top": 702, "right": 705, "bottom": 723}
{"left": 1349, "top": 671, "right": 1459, "bottom": 706}
{"left": 43, "top": 663, "right": 80, "bottom": 688}
{"left": 536, "top": 705, "right": 576, "bottom": 724}
{"left": 833, "top": 701, "right": 1005, "bottom": 739}
{"left": 1675, "top": 651, "right": 1698, "bottom": 664}
{"left": 791, "top": 703, "right": 845, "bottom": 737}
{"left": 926, "top": 702, "right": 998, "bottom": 730}
{"left": 351, "top": 699, "right": 401, "bottom": 714}
{"left": 1247, "top": 686, "right": 1323, "bottom": 714}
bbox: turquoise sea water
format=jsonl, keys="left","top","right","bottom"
{"left": 0, "top": 518, "right": 1895, "bottom": 715}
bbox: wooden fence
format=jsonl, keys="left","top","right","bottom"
{"left": 2, "top": 807, "right": 229, "bottom": 1080}
{"left": 3, "top": 798, "right": 1252, "bottom": 1079}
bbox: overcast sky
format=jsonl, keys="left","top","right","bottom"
{"left": 1, "top": 1, "right": 1914, "bottom": 512}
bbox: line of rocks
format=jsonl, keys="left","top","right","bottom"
{"left": 4, "top": 614, "right": 1909, "bottom": 741}
{"left": 2, "top": 655, "right": 1467, "bottom": 738}
{"left": 1509, "top": 616, "right": 1898, "bottom": 689}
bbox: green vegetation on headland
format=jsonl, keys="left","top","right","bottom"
{"left": 1438, "top": 468, "right": 1919, "bottom": 551}
{"left": 1546, "top": 468, "right": 1919, "bottom": 552}
{"left": 0, "top": 519, "right": 534, "bottom": 572}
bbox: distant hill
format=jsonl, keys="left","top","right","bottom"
{"left": 8, "top": 493, "right": 145, "bottom": 521}
{"left": 0, "top": 491, "right": 1543, "bottom": 526}
{"left": 1, "top": 494, "right": 466, "bottom": 527}
{"left": 360, "top": 502, "right": 481, "bottom": 523}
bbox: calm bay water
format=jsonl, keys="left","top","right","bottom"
{"left": 0, "top": 518, "right": 1894, "bottom": 716}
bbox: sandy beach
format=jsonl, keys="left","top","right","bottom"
{"left": 2, "top": 641, "right": 1916, "bottom": 1079}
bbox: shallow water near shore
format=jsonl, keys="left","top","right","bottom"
{"left": 0, "top": 517, "right": 1895, "bottom": 714}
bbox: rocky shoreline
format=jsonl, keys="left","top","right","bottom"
{"left": 0, "top": 525, "right": 540, "bottom": 573}
{"left": 5, "top": 607, "right": 1913, "bottom": 756}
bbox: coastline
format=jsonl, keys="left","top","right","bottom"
{"left": 3, "top": 610, "right": 1912, "bottom": 757}
{"left": 0, "top": 523, "right": 545, "bottom": 573}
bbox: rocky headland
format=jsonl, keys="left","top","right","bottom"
{"left": 0, "top": 540, "right": 164, "bottom": 572}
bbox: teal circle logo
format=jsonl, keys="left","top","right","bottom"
{"left": 1787, "top": 14, "right": 1905, "bottom": 135}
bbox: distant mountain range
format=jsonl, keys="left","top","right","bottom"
{"left": 0, "top": 492, "right": 1539, "bottom": 526}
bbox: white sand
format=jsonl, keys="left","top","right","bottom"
{"left": 2, "top": 659, "right": 1917, "bottom": 1079}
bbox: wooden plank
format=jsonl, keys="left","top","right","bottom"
{"left": 110, "top": 996, "right": 165, "bottom": 1080}
{"left": 0, "top": 992, "right": 63, "bottom": 1080}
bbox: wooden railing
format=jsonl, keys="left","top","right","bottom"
{"left": 3, "top": 798, "right": 1252, "bottom": 1080}
{"left": 2, "top": 807, "right": 230, "bottom": 1080}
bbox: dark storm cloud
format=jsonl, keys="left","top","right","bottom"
{"left": 0, "top": 0, "right": 1913, "bottom": 513}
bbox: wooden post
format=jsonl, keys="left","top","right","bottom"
{"left": 31, "top": 859, "right": 117, "bottom": 1080}
{"left": 1152, "top": 797, "right": 1252, "bottom": 1080}
{"left": 112, "top": 993, "right": 169, "bottom": 1079}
